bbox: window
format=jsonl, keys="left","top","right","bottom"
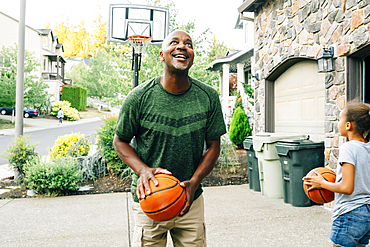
{"left": 347, "top": 43, "right": 370, "bottom": 104}
{"left": 244, "top": 22, "right": 249, "bottom": 45}
{"left": 0, "top": 57, "right": 10, "bottom": 68}
{"left": 364, "top": 56, "right": 370, "bottom": 104}
{"left": 43, "top": 57, "right": 48, "bottom": 71}
{"left": 43, "top": 36, "right": 48, "bottom": 46}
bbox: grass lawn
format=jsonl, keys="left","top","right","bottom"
{"left": 0, "top": 119, "right": 31, "bottom": 130}
{"left": 78, "top": 108, "right": 105, "bottom": 119}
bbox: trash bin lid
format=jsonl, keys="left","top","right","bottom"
{"left": 253, "top": 132, "right": 308, "bottom": 151}
{"left": 275, "top": 139, "right": 324, "bottom": 156}
{"left": 243, "top": 137, "right": 253, "bottom": 150}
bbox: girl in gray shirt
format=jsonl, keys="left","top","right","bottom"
{"left": 304, "top": 100, "right": 370, "bottom": 247}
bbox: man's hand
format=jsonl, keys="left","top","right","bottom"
{"left": 178, "top": 179, "right": 198, "bottom": 216}
{"left": 136, "top": 167, "right": 172, "bottom": 200}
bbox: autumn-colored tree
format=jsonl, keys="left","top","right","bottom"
{"left": 90, "top": 11, "right": 108, "bottom": 55}
{"left": 51, "top": 12, "right": 107, "bottom": 58}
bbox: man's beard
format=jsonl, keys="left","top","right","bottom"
{"left": 173, "top": 61, "right": 191, "bottom": 70}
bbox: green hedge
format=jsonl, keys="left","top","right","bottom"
{"left": 62, "top": 86, "right": 87, "bottom": 111}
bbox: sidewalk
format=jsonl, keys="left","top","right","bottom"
{"left": 0, "top": 184, "right": 335, "bottom": 247}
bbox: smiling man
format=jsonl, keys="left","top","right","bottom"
{"left": 113, "top": 30, "right": 226, "bottom": 246}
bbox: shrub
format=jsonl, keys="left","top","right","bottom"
{"left": 233, "top": 91, "right": 244, "bottom": 114}
{"left": 62, "top": 86, "right": 87, "bottom": 111}
{"left": 25, "top": 157, "right": 81, "bottom": 196}
{"left": 242, "top": 82, "right": 255, "bottom": 106}
{"left": 1, "top": 135, "right": 38, "bottom": 182}
{"left": 77, "top": 152, "right": 106, "bottom": 180}
{"left": 97, "top": 115, "right": 126, "bottom": 176}
{"left": 50, "top": 101, "right": 80, "bottom": 121}
{"left": 229, "top": 107, "right": 252, "bottom": 148}
{"left": 49, "top": 132, "right": 90, "bottom": 160}
{"left": 217, "top": 135, "right": 238, "bottom": 172}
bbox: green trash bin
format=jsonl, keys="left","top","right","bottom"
{"left": 243, "top": 137, "right": 260, "bottom": 192}
{"left": 276, "top": 139, "right": 324, "bottom": 207}
{"left": 253, "top": 133, "right": 307, "bottom": 199}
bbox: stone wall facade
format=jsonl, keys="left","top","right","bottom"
{"left": 253, "top": 0, "right": 370, "bottom": 168}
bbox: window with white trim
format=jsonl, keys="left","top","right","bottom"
{"left": 43, "top": 57, "right": 48, "bottom": 71}
{"left": 0, "top": 57, "right": 10, "bottom": 68}
{"left": 43, "top": 36, "right": 48, "bottom": 47}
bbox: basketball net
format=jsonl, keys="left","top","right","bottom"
{"left": 127, "top": 35, "right": 153, "bottom": 54}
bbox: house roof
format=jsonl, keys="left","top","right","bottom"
{"left": 208, "top": 48, "right": 254, "bottom": 73}
{"left": 42, "top": 49, "right": 66, "bottom": 63}
{"left": 0, "top": 11, "right": 39, "bottom": 32}
{"left": 56, "top": 43, "right": 64, "bottom": 52}
{"left": 37, "top": 29, "right": 55, "bottom": 42}
{"left": 238, "top": 0, "right": 265, "bottom": 13}
{"left": 66, "top": 57, "right": 91, "bottom": 66}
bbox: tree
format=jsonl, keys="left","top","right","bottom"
{"left": 136, "top": 0, "right": 228, "bottom": 88}
{"left": 0, "top": 44, "right": 50, "bottom": 111}
{"left": 90, "top": 10, "right": 108, "bottom": 55}
{"left": 207, "top": 36, "right": 228, "bottom": 63}
{"left": 60, "top": 0, "right": 228, "bottom": 98}
{"left": 51, "top": 11, "right": 108, "bottom": 58}
{"left": 75, "top": 49, "right": 130, "bottom": 99}
{"left": 229, "top": 107, "right": 252, "bottom": 148}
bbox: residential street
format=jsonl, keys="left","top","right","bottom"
{"left": 0, "top": 115, "right": 104, "bottom": 165}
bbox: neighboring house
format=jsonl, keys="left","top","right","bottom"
{"left": 208, "top": 14, "right": 255, "bottom": 129}
{"left": 0, "top": 11, "right": 68, "bottom": 102}
{"left": 238, "top": 0, "right": 370, "bottom": 168}
{"left": 208, "top": 49, "right": 255, "bottom": 127}
{"left": 65, "top": 56, "right": 91, "bottom": 73}
{"left": 64, "top": 56, "right": 91, "bottom": 87}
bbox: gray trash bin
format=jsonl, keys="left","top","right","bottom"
{"left": 276, "top": 139, "right": 324, "bottom": 207}
{"left": 253, "top": 133, "right": 307, "bottom": 199}
{"left": 243, "top": 137, "right": 260, "bottom": 192}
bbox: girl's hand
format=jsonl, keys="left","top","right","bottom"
{"left": 303, "top": 172, "right": 325, "bottom": 191}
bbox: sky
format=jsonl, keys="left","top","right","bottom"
{"left": 0, "top": 0, "right": 245, "bottom": 49}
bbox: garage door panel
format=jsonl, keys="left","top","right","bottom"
{"left": 288, "top": 100, "right": 300, "bottom": 121}
{"left": 275, "top": 60, "right": 325, "bottom": 142}
{"left": 302, "top": 98, "right": 315, "bottom": 121}
{"left": 276, "top": 101, "right": 287, "bottom": 121}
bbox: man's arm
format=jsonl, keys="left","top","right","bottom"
{"left": 179, "top": 137, "right": 221, "bottom": 216}
{"left": 113, "top": 134, "right": 171, "bottom": 199}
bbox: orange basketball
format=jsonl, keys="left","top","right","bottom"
{"left": 303, "top": 167, "right": 336, "bottom": 204}
{"left": 139, "top": 174, "right": 186, "bottom": 221}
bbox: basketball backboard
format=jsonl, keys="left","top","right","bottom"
{"left": 108, "top": 4, "right": 170, "bottom": 45}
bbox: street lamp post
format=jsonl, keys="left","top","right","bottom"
{"left": 15, "top": 0, "right": 26, "bottom": 138}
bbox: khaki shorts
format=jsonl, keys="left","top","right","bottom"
{"left": 132, "top": 194, "right": 206, "bottom": 247}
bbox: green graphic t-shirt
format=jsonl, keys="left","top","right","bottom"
{"left": 115, "top": 76, "right": 226, "bottom": 202}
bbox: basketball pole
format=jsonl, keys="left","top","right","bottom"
{"left": 133, "top": 52, "right": 139, "bottom": 88}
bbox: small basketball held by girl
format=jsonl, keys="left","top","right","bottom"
{"left": 304, "top": 100, "right": 370, "bottom": 247}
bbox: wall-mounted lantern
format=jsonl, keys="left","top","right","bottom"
{"left": 317, "top": 46, "right": 334, "bottom": 73}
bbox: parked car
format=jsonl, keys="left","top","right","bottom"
{"left": 0, "top": 107, "right": 38, "bottom": 118}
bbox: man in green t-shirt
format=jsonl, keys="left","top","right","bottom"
{"left": 113, "top": 30, "right": 226, "bottom": 246}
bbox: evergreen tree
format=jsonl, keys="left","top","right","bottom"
{"left": 229, "top": 107, "right": 252, "bottom": 148}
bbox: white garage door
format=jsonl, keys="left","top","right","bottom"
{"left": 275, "top": 60, "right": 325, "bottom": 142}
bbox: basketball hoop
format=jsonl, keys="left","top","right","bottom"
{"left": 128, "top": 35, "right": 153, "bottom": 54}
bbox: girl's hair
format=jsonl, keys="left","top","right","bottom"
{"left": 345, "top": 100, "right": 370, "bottom": 141}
